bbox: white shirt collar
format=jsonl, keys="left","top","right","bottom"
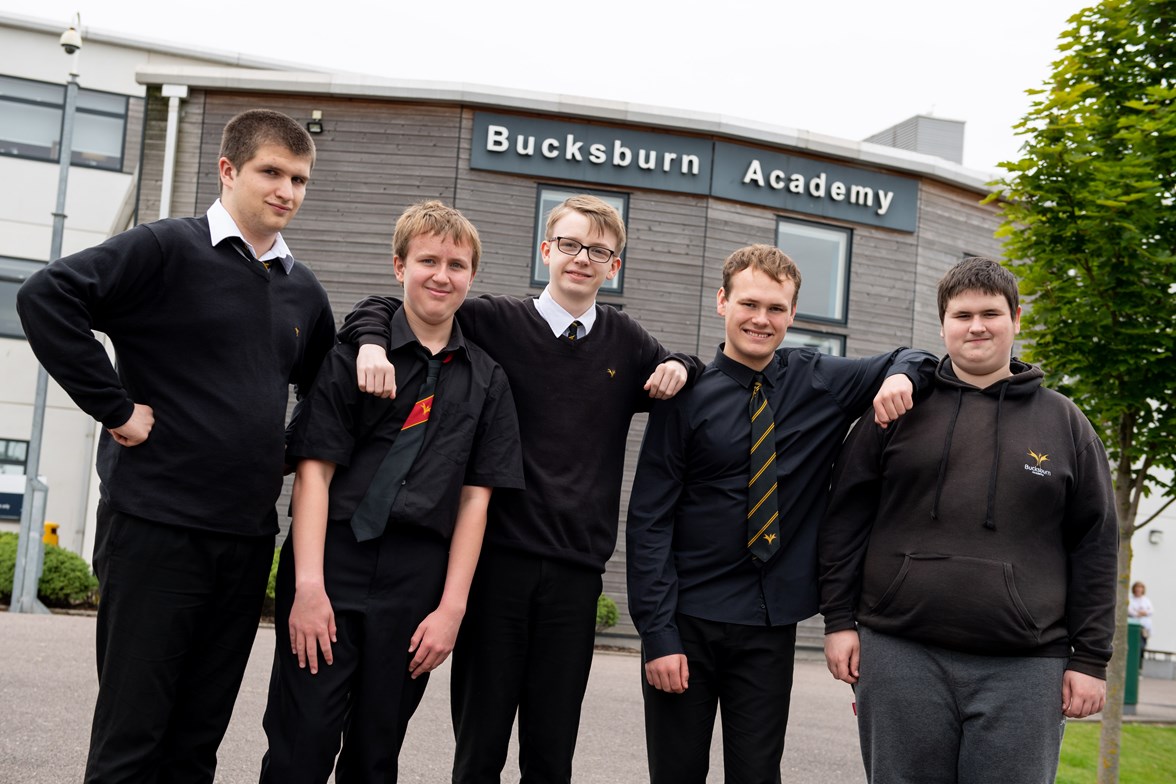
{"left": 536, "top": 286, "right": 597, "bottom": 339}
{"left": 206, "top": 199, "right": 294, "bottom": 273}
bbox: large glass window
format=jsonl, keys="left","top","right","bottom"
{"left": 776, "top": 218, "right": 851, "bottom": 324}
{"left": 532, "top": 185, "right": 628, "bottom": 294}
{"left": 0, "top": 257, "right": 45, "bottom": 339}
{"left": 0, "top": 75, "right": 129, "bottom": 171}
{"left": 781, "top": 328, "right": 845, "bottom": 356}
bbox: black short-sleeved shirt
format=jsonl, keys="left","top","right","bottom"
{"left": 287, "top": 309, "right": 524, "bottom": 539}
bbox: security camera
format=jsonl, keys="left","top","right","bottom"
{"left": 60, "top": 26, "right": 82, "bottom": 55}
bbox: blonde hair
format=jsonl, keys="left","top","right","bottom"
{"left": 393, "top": 200, "right": 482, "bottom": 273}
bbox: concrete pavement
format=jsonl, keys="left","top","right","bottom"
{"left": 3, "top": 611, "right": 1174, "bottom": 782}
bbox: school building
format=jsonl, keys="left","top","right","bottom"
{"left": 5, "top": 12, "right": 1171, "bottom": 648}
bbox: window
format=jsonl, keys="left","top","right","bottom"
{"left": 776, "top": 218, "right": 851, "bottom": 324}
{"left": 0, "top": 75, "right": 129, "bottom": 171}
{"left": 532, "top": 185, "right": 628, "bottom": 294}
{"left": 782, "top": 328, "right": 845, "bottom": 357}
{"left": 0, "top": 257, "right": 45, "bottom": 339}
{"left": 0, "top": 439, "right": 28, "bottom": 476}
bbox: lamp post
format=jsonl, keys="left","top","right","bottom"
{"left": 10, "top": 14, "right": 83, "bottom": 614}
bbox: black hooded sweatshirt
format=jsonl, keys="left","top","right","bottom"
{"left": 819, "top": 358, "right": 1117, "bottom": 679}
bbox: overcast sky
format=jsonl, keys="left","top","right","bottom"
{"left": 6, "top": 0, "right": 1090, "bottom": 173}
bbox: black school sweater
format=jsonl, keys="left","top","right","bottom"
{"left": 820, "top": 358, "right": 1118, "bottom": 678}
{"left": 17, "top": 216, "right": 335, "bottom": 536}
{"left": 340, "top": 294, "right": 702, "bottom": 572}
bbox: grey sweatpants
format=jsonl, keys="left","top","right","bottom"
{"left": 856, "top": 627, "right": 1066, "bottom": 784}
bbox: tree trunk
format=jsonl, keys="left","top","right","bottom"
{"left": 1098, "top": 451, "right": 1138, "bottom": 784}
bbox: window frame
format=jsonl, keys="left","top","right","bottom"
{"left": 0, "top": 257, "right": 46, "bottom": 339}
{"left": 781, "top": 328, "right": 846, "bottom": 357}
{"left": 0, "top": 74, "right": 130, "bottom": 172}
{"left": 776, "top": 216, "right": 852, "bottom": 325}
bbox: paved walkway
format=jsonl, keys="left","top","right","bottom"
{"left": 2, "top": 612, "right": 1173, "bottom": 782}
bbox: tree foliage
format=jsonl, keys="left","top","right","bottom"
{"left": 993, "top": 1, "right": 1174, "bottom": 781}
{"left": 997, "top": 0, "right": 1175, "bottom": 504}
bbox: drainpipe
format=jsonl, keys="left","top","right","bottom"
{"left": 158, "top": 84, "right": 188, "bottom": 219}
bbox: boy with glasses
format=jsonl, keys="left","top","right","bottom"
{"left": 339, "top": 194, "right": 699, "bottom": 783}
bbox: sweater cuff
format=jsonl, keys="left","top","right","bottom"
{"left": 1066, "top": 654, "right": 1108, "bottom": 681}
{"left": 99, "top": 399, "right": 137, "bottom": 431}
{"left": 823, "top": 609, "right": 857, "bottom": 635}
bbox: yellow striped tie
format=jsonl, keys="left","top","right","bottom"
{"left": 747, "top": 374, "right": 780, "bottom": 562}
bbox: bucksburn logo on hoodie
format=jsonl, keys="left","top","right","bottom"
{"left": 1025, "top": 449, "right": 1053, "bottom": 477}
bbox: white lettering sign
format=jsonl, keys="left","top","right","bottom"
{"left": 740, "top": 159, "right": 896, "bottom": 216}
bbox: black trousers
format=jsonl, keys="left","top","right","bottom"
{"left": 450, "top": 547, "right": 602, "bottom": 784}
{"left": 85, "top": 502, "right": 274, "bottom": 784}
{"left": 260, "top": 523, "right": 449, "bottom": 784}
{"left": 642, "top": 614, "right": 797, "bottom": 784}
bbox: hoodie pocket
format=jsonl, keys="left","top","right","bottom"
{"left": 864, "top": 553, "right": 1041, "bottom": 653}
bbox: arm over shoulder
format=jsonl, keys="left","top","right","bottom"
{"left": 814, "top": 347, "right": 937, "bottom": 417}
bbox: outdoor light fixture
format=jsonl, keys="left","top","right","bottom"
{"left": 306, "top": 110, "right": 324, "bottom": 134}
{"left": 1149, "top": 529, "right": 1164, "bottom": 545}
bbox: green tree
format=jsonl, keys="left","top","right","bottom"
{"left": 993, "top": 1, "right": 1175, "bottom": 781}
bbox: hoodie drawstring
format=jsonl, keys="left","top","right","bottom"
{"left": 983, "top": 381, "right": 1010, "bottom": 530}
{"left": 931, "top": 388, "right": 963, "bottom": 520}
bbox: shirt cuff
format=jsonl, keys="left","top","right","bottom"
{"left": 641, "top": 627, "right": 685, "bottom": 662}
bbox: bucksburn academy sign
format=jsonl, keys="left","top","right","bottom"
{"left": 471, "top": 112, "right": 918, "bottom": 233}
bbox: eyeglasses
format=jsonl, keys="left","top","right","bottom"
{"left": 549, "top": 236, "right": 617, "bottom": 264}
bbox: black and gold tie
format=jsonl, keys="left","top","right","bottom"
{"left": 350, "top": 354, "right": 443, "bottom": 542}
{"left": 747, "top": 373, "right": 780, "bottom": 562}
{"left": 563, "top": 320, "right": 582, "bottom": 343}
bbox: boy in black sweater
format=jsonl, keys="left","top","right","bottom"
{"left": 339, "top": 195, "right": 699, "bottom": 783}
{"left": 17, "top": 110, "right": 335, "bottom": 783}
{"left": 260, "top": 201, "right": 524, "bottom": 783}
{"left": 820, "top": 257, "right": 1118, "bottom": 784}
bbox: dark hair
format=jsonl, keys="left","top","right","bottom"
{"left": 937, "top": 257, "right": 1018, "bottom": 321}
{"left": 219, "top": 109, "right": 316, "bottom": 170}
{"left": 722, "top": 244, "right": 802, "bottom": 307}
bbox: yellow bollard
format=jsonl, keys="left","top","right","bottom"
{"left": 42, "top": 522, "right": 59, "bottom": 547}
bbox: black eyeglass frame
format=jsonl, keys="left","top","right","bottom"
{"left": 548, "top": 236, "right": 617, "bottom": 264}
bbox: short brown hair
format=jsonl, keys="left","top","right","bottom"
{"left": 219, "top": 109, "right": 316, "bottom": 170}
{"left": 393, "top": 200, "right": 482, "bottom": 274}
{"left": 722, "top": 245, "right": 802, "bottom": 307}
{"left": 937, "top": 257, "right": 1019, "bottom": 321}
{"left": 545, "top": 194, "right": 627, "bottom": 255}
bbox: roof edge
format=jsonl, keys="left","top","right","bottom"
{"left": 134, "top": 64, "right": 997, "bottom": 194}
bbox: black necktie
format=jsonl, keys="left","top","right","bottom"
{"left": 562, "top": 321, "right": 582, "bottom": 343}
{"left": 747, "top": 373, "right": 781, "bottom": 562}
{"left": 350, "top": 355, "right": 442, "bottom": 542}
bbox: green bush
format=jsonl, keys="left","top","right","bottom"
{"left": 596, "top": 593, "right": 619, "bottom": 631}
{"left": 0, "top": 531, "right": 98, "bottom": 607}
{"left": 267, "top": 547, "right": 280, "bottom": 602}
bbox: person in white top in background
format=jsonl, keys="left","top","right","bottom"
{"left": 1128, "top": 581, "right": 1155, "bottom": 666}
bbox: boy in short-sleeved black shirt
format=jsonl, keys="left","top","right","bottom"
{"left": 260, "top": 201, "right": 524, "bottom": 784}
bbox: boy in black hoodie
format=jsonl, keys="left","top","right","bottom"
{"left": 820, "top": 257, "right": 1117, "bottom": 784}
